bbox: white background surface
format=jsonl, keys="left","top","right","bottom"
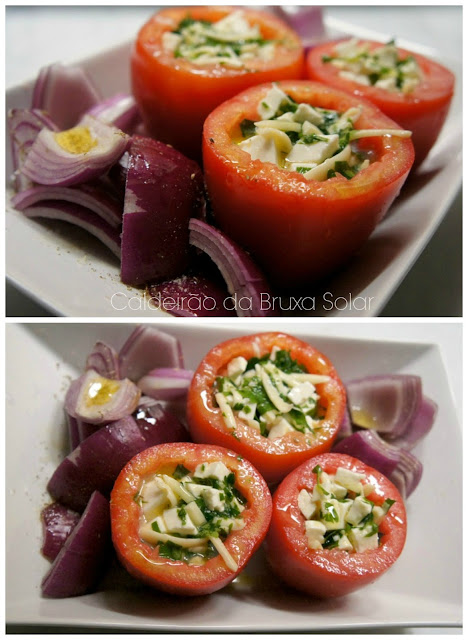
{"left": 4, "top": 5, "right": 462, "bottom": 317}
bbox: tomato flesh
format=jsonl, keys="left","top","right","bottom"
{"left": 265, "top": 452, "right": 407, "bottom": 598}
{"left": 186, "top": 332, "right": 346, "bottom": 484}
{"left": 203, "top": 80, "right": 415, "bottom": 289}
{"left": 111, "top": 442, "right": 272, "bottom": 596}
{"left": 131, "top": 7, "right": 304, "bottom": 160}
{"left": 306, "top": 41, "right": 454, "bottom": 167}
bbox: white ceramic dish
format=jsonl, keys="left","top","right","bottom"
{"left": 5, "top": 23, "right": 462, "bottom": 317}
{"left": 5, "top": 323, "right": 462, "bottom": 631}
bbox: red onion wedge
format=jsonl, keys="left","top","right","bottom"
{"left": 120, "top": 136, "right": 206, "bottom": 286}
{"left": 391, "top": 395, "right": 438, "bottom": 450}
{"left": 85, "top": 93, "right": 141, "bottom": 133}
{"left": 32, "top": 63, "right": 101, "bottom": 131}
{"left": 8, "top": 108, "right": 58, "bottom": 192}
{"left": 41, "top": 502, "right": 81, "bottom": 562}
{"left": 86, "top": 341, "right": 121, "bottom": 380}
{"left": 41, "top": 491, "right": 111, "bottom": 598}
{"left": 22, "top": 201, "right": 121, "bottom": 258}
{"left": 47, "top": 410, "right": 186, "bottom": 512}
{"left": 137, "top": 368, "right": 193, "bottom": 401}
{"left": 65, "top": 369, "right": 140, "bottom": 425}
{"left": 22, "top": 115, "right": 130, "bottom": 187}
{"left": 333, "top": 431, "right": 423, "bottom": 499}
{"left": 148, "top": 272, "right": 237, "bottom": 317}
{"left": 11, "top": 180, "right": 123, "bottom": 228}
{"left": 346, "top": 375, "right": 422, "bottom": 439}
{"left": 119, "top": 326, "right": 184, "bottom": 382}
{"left": 189, "top": 219, "right": 276, "bottom": 317}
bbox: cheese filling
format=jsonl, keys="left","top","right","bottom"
{"left": 238, "top": 83, "right": 412, "bottom": 181}
{"left": 136, "top": 461, "right": 246, "bottom": 570}
{"left": 298, "top": 464, "right": 396, "bottom": 553}
{"left": 322, "top": 38, "right": 422, "bottom": 94}
{"left": 214, "top": 347, "right": 330, "bottom": 440}
{"left": 162, "top": 10, "right": 276, "bottom": 68}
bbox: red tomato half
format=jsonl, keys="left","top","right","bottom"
{"left": 265, "top": 452, "right": 407, "bottom": 598}
{"left": 203, "top": 81, "right": 414, "bottom": 289}
{"left": 306, "top": 40, "right": 454, "bottom": 167}
{"left": 186, "top": 333, "right": 346, "bottom": 484}
{"left": 132, "top": 7, "right": 304, "bottom": 160}
{"left": 111, "top": 442, "right": 272, "bottom": 596}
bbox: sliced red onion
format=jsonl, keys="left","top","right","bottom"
{"left": 134, "top": 400, "right": 189, "bottom": 436}
{"left": 32, "top": 63, "right": 101, "bottom": 130}
{"left": 66, "top": 413, "right": 80, "bottom": 452}
{"left": 65, "top": 369, "right": 141, "bottom": 425}
{"left": 47, "top": 410, "right": 186, "bottom": 512}
{"left": 41, "top": 491, "right": 111, "bottom": 598}
{"left": 22, "top": 201, "right": 121, "bottom": 258}
{"left": 346, "top": 375, "right": 422, "bottom": 439}
{"left": 120, "top": 136, "right": 205, "bottom": 286}
{"left": 189, "top": 219, "right": 276, "bottom": 317}
{"left": 148, "top": 272, "right": 237, "bottom": 317}
{"left": 85, "top": 94, "right": 141, "bottom": 133}
{"left": 332, "top": 431, "right": 423, "bottom": 499}
{"left": 137, "top": 368, "right": 193, "bottom": 400}
{"left": 335, "top": 407, "right": 353, "bottom": 442}
{"left": 11, "top": 180, "right": 123, "bottom": 228}
{"left": 8, "top": 108, "right": 58, "bottom": 192}
{"left": 86, "top": 341, "right": 121, "bottom": 380}
{"left": 41, "top": 502, "right": 80, "bottom": 562}
{"left": 119, "top": 326, "right": 184, "bottom": 382}
{"left": 22, "top": 115, "right": 130, "bottom": 187}
{"left": 390, "top": 396, "right": 438, "bottom": 450}
{"left": 269, "top": 6, "right": 325, "bottom": 48}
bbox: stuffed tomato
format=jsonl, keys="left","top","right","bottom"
{"left": 265, "top": 452, "right": 407, "bottom": 598}
{"left": 131, "top": 7, "right": 304, "bottom": 160}
{"left": 307, "top": 39, "right": 454, "bottom": 167}
{"left": 203, "top": 80, "right": 414, "bottom": 289}
{"left": 186, "top": 332, "right": 346, "bottom": 484}
{"left": 110, "top": 442, "right": 272, "bottom": 596}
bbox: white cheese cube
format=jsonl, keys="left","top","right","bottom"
{"left": 303, "top": 145, "right": 352, "bottom": 182}
{"left": 321, "top": 498, "right": 353, "bottom": 531}
{"left": 162, "top": 507, "right": 199, "bottom": 536}
{"left": 194, "top": 461, "right": 231, "bottom": 481}
{"left": 298, "top": 489, "right": 317, "bottom": 520}
{"left": 258, "top": 84, "right": 290, "bottom": 120}
{"left": 375, "top": 77, "right": 398, "bottom": 91}
{"left": 293, "top": 103, "right": 324, "bottom": 125}
{"left": 268, "top": 417, "right": 295, "bottom": 440}
{"left": 286, "top": 136, "right": 339, "bottom": 165}
{"left": 186, "top": 483, "right": 225, "bottom": 511}
{"left": 346, "top": 495, "right": 373, "bottom": 526}
{"left": 239, "top": 133, "right": 281, "bottom": 166}
{"left": 305, "top": 520, "right": 326, "bottom": 550}
{"left": 287, "top": 381, "right": 316, "bottom": 406}
{"left": 162, "top": 32, "right": 182, "bottom": 52}
{"left": 334, "top": 467, "right": 366, "bottom": 494}
{"left": 348, "top": 526, "right": 379, "bottom": 552}
{"left": 302, "top": 120, "right": 323, "bottom": 136}
{"left": 150, "top": 515, "right": 167, "bottom": 534}
{"left": 227, "top": 356, "right": 248, "bottom": 379}
{"left": 337, "top": 533, "right": 353, "bottom": 551}
{"left": 372, "top": 505, "right": 386, "bottom": 526}
{"left": 140, "top": 476, "right": 177, "bottom": 519}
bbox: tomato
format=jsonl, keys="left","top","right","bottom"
{"left": 110, "top": 442, "right": 272, "bottom": 596}
{"left": 131, "top": 7, "right": 304, "bottom": 161}
{"left": 306, "top": 40, "right": 454, "bottom": 167}
{"left": 202, "top": 81, "right": 414, "bottom": 289}
{"left": 186, "top": 332, "right": 346, "bottom": 484}
{"left": 265, "top": 452, "right": 407, "bottom": 598}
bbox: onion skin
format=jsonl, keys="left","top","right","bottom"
{"left": 47, "top": 409, "right": 186, "bottom": 512}
{"left": 86, "top": 341, "right": 121, "bottom": 380}
{"left": 391, "top": 395, "right": 437, "bottom": 450}
{"left": 85, "top": 93, "right": 141, "bottom": 133}
{"left": 120, "top": 136, "right": 206, "bottom": 286}
{"left": 137, "top": 368, "right": 193, "bottom": 401}
{"left": 32, "top": 63, "right": 101, "bottom": 130}
{"left": 41, "top": 491, "right": 111, "bottom": 598}
{"left": 41, "top": 502, "right": 81, "bottom": 562}
{"left": 189, "top": 219, "right": 276, "bottom": 317}
{"left": 119, "top": 326, "right": 184, "bottom": 382}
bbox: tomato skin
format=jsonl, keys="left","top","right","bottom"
{"left": 131, "top": 7, "right": 304, "bottom": 161}
{"left": 306, "top": 40, "right": 454, "bottom": 167}
{"left": 265, "top": 452, "right": 407, "bottom": 598}
{"left": 110, "top": 442, "right": 272, "bottom": 596}
{"left": 186, "top": 333, "right": 346, "bottom": 485}
{"left": 202, "top": 81, "right": 414, "bottom": 289}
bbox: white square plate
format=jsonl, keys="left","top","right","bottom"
{"left": 5, "top": 21, "right": 462, "bottom": 317}
{"left": 6, "top": 323, "right": 462, "bottom": 631}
